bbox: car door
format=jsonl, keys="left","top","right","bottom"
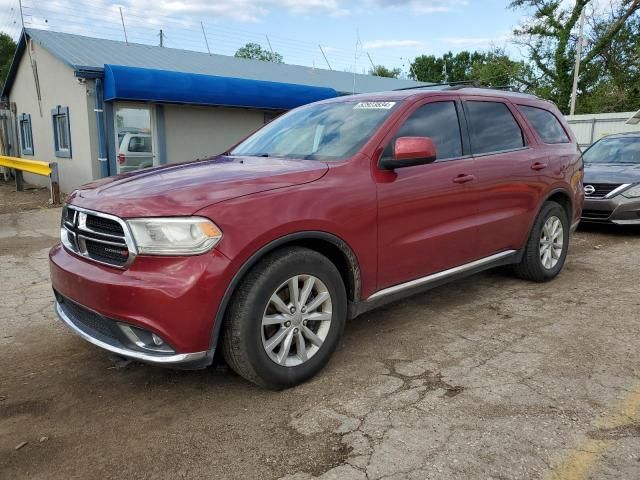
{"left": 375, "top": 98, "right": 480, "bottom": 291}
{"left": 462, "top": 98, "right": 545, "bottom": 256}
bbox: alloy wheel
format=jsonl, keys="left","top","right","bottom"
{"left": 539, "top": 215, "right": 564, "bottom": 270}
{"left": 261, "top": 275, "right": 333, "bottom": 367}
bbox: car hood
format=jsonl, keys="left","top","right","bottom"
{"left": 67, "top": 156, "right": 329, "bottom": 217}
{"left": 584, "top": 163, "right": 640, "bottom": 185}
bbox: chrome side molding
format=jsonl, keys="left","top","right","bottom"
{"left": 367, "top": 250, "right": 517, "bottom": 301}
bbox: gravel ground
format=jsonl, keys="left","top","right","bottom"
{"left": 1, "top": 206, "right": 640, "bottom": 480}
{"left": 0, "top": 180, "right": 53, "bottom": 215}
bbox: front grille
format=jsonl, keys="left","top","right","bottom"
{"left": 583, "top": 183, "right": 623, "bottom": 198}
{"left": 582, "top": 209, "right": 611, "bottom": 221}
{"left": 62, "top": 206, "right": 133, "bottom": 268}
{"left": 57, "top": 295, "right": 121, "bottom": 343}
{"left": 85, "top": 239, "right": 130, "bottom": 265}
{"left": 85, "top": 215, "right": 125, "bottom": 236}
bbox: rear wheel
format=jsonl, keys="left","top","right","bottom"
{"left": 221, "top": 247, "right": 347, "bottom": 389}
{"left": 514, "top": 201, "right": 569, "bottom": 282}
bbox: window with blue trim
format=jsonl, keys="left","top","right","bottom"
{"left": 19, "top": 113, "right": 34, "bottom": 155}
{"left": 52, "top": 106, "right": 72, "bottom": 158}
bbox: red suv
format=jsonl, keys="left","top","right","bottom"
{"left": 50, "top": 88, "right": 583, "bottom": 388}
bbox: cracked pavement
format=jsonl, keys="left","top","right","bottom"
{"left": 1, "top": 203, "right": 640, "bottom": 479}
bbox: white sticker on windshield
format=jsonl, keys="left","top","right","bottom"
{"left": 354, "top": 102, "right": 396, "bottom": 110}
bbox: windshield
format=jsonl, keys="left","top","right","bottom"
{"left": 230, "top": 101, "right": 401, "bottom": 161}
{"left": 583, "top": 136, "right": 640, "bottom": 164}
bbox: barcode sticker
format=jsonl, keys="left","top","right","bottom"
{"left": 354, "top": 102, "right": 396, "bottom": 110}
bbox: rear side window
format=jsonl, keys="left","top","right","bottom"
{"left": 383, "top": 101, "right": 463, "bottom": 160}
{"left": 519, "top": 105, "right": 569, "bottom": 144}
{"left": 465, "top": 101, "right": 525, "bottom": 155}
{"left": 128, "top": 136, "right": 152, "bottom": 153}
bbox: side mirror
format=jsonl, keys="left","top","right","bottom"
{"left": 380, "top": 136, "right": 437, "bottom": 170}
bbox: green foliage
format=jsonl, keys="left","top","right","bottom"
{"left": 234, "top": 42, "right": 284, "bottom": 63}
{"left": 510, "top": 0, "right": 640, "bottom": 113}
{"left": 406, "top": 0, "right": 640, "bottom": 114}
{"left": 0, "top": 32, "right": 17, "bottom": 91}
{"left": 369, "top": 65, "right": 402, "bottom": 78}
{"left": 410, "top": 48, "right": 535, "bottom": 92}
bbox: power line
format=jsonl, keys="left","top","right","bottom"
{"left": 18, "top": 0, "right": 413, "bottom": 74}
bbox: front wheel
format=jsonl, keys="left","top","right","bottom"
{"left": 513, "top": 201, "right": 570, "bottom": 282}
{"left": 221, "top": 247, "right": 347, "bottom": 389}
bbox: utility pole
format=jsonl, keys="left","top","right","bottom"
{"left": 119, "top": 7, "right": 129, "bottom": 45}
{"left": 318, "top": 45, "right": 332, "bottom": 70}
{"left": 569, "top": 6, "right": 585, "bottom": 115}
{"left": 201, "top": 22, "right": 211, "bottom": 55}
{"left": 366, "top": 52, "right": 376, "bottom": 70}
{"left": 353, "top": 28, "right": 362, "bottom": 94}
{"left": 18, "top": 0, "right": 25, "bottom": 30}
{"left": 159, "top": 29, "right": 165, "bottom": 47}
{"left": 265, "top": 35, "right": 274, "bottom": 55}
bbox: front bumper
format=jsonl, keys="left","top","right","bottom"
{"left": 582, "top": 195, "right": 640, "bottom": 225}
{"left": 55, "top": 297, "right": 208, "bottom": 366}
{"left": 50, "top": 243, "right": 234, "bottom": 367}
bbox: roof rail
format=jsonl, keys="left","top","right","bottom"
{"left": 447, "top": 84, "right": 519, "bottom": 92}
{"left": 394, "top": 81, "right": 534, "bottom": 96}
{"left": 393, "top": 80, "right": 476, "bottom": 91}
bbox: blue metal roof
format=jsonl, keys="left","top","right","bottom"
{"left": 2, "top": 28, "right": 427, "bottom": 98}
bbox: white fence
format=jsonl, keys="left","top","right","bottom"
{"left": 566, "top": 111, "right": 640, "bottom": 149}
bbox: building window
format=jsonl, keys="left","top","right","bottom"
{"left": 52, "top": 105, "right": 72, "bottom": 158}
{"left": 19, "top": 113, "right": 34, "bottom": 155}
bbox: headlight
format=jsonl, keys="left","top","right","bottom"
{"left": 622, "top": 184, "right": 640, "bottom": 199}
{"left": 126, "top": 217, "right": 222, "bottom": 255}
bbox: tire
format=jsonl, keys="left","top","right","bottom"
{"left": 221, "top": 247, "right": 347, "bottom": 389}
{"left": 513, "top": 201, "right": 569, "bottom": 282}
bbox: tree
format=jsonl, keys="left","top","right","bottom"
{"left": 578, "top": 7, "right": 640, "bottom": 113}
{"left": 369, "top": 65, "right": 402, "bottom": 78}
{"left": 0, "top": 32, "right": 17, "bottom": 91}
{"left": 234, "top": 42, "right": 284, "bottom": 63}
{"left": 409, "top": 49, "right": 535, "bottom": 92}
{"left": 510, "top": 0, "right": 640, "bottom": 113}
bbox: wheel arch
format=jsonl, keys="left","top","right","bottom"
{"left": 544, "top": 188, "right": 573, "bottom": 223}
{"left": 516, "top": 187, "right": 574, "bottom": 263}
{"left": 208, "top": 231, "right": 361, "bottom": 354}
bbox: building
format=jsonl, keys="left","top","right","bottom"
{"left": 1, "top": 29, "right": 425, "bottom": 193}
{"left": 566, "top": 111, "right": 640, "bottom": 149}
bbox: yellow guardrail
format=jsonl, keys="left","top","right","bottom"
{"left": 0, "top": 155, "right": 61, "bottom": 204}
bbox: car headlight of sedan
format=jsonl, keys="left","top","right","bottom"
{"left": 622, "top": 184, "right": 640, "bottom": 199}
{"left": 126, "top": 217, "right": 222, "bottom": 255}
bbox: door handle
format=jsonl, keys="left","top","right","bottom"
{"left": 531, "top": 162, "right": 548, "bottom": 171}
{"left": 452, "top": 174, "right": 476, "bottom": 184}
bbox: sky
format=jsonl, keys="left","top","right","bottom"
{"left": 0, "top": 0, "right": 527, "bottom": 76}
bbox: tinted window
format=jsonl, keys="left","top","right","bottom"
{"left": 466, "top": 101, "right": 524, "bottom": 154}
{"left": 383, "top": 101, "right": 462, "bottom": 160}
{"left": 520, "top": 105, "right": 569, "bottom": 144}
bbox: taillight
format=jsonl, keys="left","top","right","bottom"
{"left": 118, "top": 153, "right": 125, "bottom": 165}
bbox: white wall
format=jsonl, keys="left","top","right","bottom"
{"left": 566, "top": 112, "right": 640, "bottom": 149}
{"left": 163, "top": 105, "right": 266, "bottom": 163}
{"left": 9, "top": 38, "right": 98, "bottom": 193}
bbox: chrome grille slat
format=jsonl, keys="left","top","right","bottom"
{"left": 61, "top": 205, "right": 136, "bottom": 268}
{"left": 583, "top": 183, "right": 623, "bottom": 199}
{"left": 76, "top": 224, "right": 125, "bottom": 240}
{"left": 77, "top": 234, "right": 128, "bottom": 247}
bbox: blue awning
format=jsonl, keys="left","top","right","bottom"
{"left": 103, "top": 64, "right": 338, "bottom": 110}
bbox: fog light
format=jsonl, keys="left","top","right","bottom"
{"left": 118, "top": 323, "right": 174, "bottom": 353}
